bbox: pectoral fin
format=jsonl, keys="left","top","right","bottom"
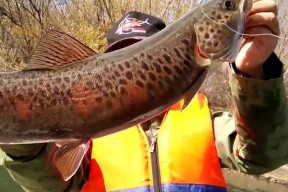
{"left": 53, "top": 139, "right": 90, "bottom": 181}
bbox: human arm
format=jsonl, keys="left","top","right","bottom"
{"left": 214, "top": 0, "right": 288, "bottom": 175}
{"left": 214, "top": 52, "right": 288, "bottom": 174}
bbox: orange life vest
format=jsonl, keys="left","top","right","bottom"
{"left": 81, "top": 93, "right": 227, "bottom": 192}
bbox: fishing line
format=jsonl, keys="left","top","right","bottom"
{"left": 200, "top": 5, "right": 288, "bottom": 40}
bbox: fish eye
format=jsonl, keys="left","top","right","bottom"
{"left": 220, "top": 0, "right": 235, "bottom": 10}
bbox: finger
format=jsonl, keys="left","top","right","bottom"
{"left": 245, "top": 12, "right": 280, "bottom": 35}
{"left": 249, "top": 0, "right": 278, "bottom": 16}
{"left": 243, "top": 26, "right": 279, "bottom": 49}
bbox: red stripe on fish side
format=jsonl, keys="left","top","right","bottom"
{"left": 72, "top": 83, "right": 100, "bottom": 118}
{"left": 14, "top": 98, "right": 33, "bottom": 121}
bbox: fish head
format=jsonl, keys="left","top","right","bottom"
{"left": 194, "top": 0, "right": 253, "bottom": 62}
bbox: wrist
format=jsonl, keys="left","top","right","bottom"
{"left": 235, "top": 64, "right": 264, "bottom": 79}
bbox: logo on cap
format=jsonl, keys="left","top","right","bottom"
{"left": 115, "top": 14, "right": 152, "bottom": 35}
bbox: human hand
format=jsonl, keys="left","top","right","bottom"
{"left": 235, "top": 0, "right": 280, "bottom": 79}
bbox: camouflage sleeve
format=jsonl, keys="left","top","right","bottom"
{"left": 214, "top": 53, "right": 288, "bottom": 175}
{"left": 0, "top": 144, "right": 86, "bottom": 192}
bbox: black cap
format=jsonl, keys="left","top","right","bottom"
{"left": 105, "top": 11, "right": 166, "bottom": 53}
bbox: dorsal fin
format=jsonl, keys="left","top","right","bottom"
{"left": 25, "top": 30, "right": 97, "bottom": 70}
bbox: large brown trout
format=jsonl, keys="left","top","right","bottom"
{"left": 0, "top": 0, "right": 252, "bottom": 180}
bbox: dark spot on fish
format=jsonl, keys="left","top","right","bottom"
{"left": 86, "top": 81, "right": 93, "bottom": 87}
{"left": 77, "top": 74, "right": 83, "bottom": 80}
{"left": 147, "top": 54, "right": 153, "bottom": 60}
{"left": 119, "top": 79, "right": 127, "bottom": 85}
{"left": 136, "top": 80, "right": 145, "bottom": 88}
{"left": 64, "top": 77, "right": 70, "bottom": 83}
{"left": 174, "top": 65, "right": 183, "bottom": 75}
{"left": 183, "top": 59, "right": 191, "bottom": 68}
{"left": 38, "top": 79, "right": 44, "bottom": 86}
{"left": 12, "top": 86, "right": 17, "bottom": 94}
{"left": 106, "top": 100, "right": 113, "bottom": 108}
{"left": 217, "top": 14, "right": 222, "bottom": 19}
{"left": 184, "top": 53, "right": 192, "bottom": 61}
{"left": 153, "top": 63, "right": 162, "bottom": 73}
{"left": 0, "top": 91, "right": 4, "bottom": 98}
{"left": 118, "top": 65, "right": 124, "bottom": 72}
{"left": 103, "top": 91, "right": 109, "bottom": 97}
{"left": 137, "top": 70, "right": 147, "bottom": 81}
{"left": 104, "top": 66, "right": 109, "bottom": 73}
{"left": 56, "top": 78, "right": 62, "bottom": 83}
{"left": 148, "top": 73, "right": 156, "bottom": 81}
{"left": 30, "top": 73, "right": 37, "bottom": 79}
{"left": 51, "top": 99, "right": 57, "bottom": 105}
{"left": 95, "top": 97, "right": 102, "bottom": 103}
{"left": 95, "top": 75, "right": 102, "bottom": 82}
{"left": 134, "top": 57, "right": 139, "bottom": 62}
{"left": 210, "top": 28, "right": 215, "bottom": 33}
{"left": 95, "top": 84, "right": 102, "bottom": 91}
{"left": 224, "top": 15, "right": 230, "bottom": 19}
{"left": 17, "top": 94, "right": 25, "bottom": 101}
{"left": 174, "top": 48, "right": 182, "bottom": 58}
{"left": 54, "top": 86, "right": 60, "bottom": 94}
{"left": 204, "top": 33, "right": 210, "bottom": 39}
{"left": 88, "top": 72, "right": 92, "bottom": 76}
{"left": 163, "top": 66, "right": 172, "bottom": 75}
{"left": 110, "top": 92, "right": 116, "bottom": 98}
{"left": 28, "top": 88, "right": 34, "bottom": 97}
{"left": 198, "top": 26, "right": 204, "bottom": 32}
{"left": 82, "top": 100, "right": 88, "bottom": 105}
{"left": 147, "top": 83, "right": 154, "bottom": 90}
{"left": 163, "top": 54, "right": 172, "bottom": 64}
{"left": 38, "top": 99, "right": 45, "bottom": 108}
{"left": 158, "top": 58, "right": 164, "bottom": 64}
{"left": 125, "top": 71, "right": 133, "bottom": 80}
{"left": 111, "top": 75, "right": 116, "bottom": 80}
{"left": 29, "top": 103, "right": 34, "bottom": 110}
{"left": 114, "top": 70, "right": 120, "bottom": 77}
{"left": 105, "top": 81, "right": 113, "bottom": 89}
{"left": 120, "top": 87, "right": 128, "bottom": 95}
{"left": 140, "top": 53, "right": 145, "bottom": 57}
{"left": 4, "top": 87, "right": 10, "bottom": 95}
{"left": 66, "top": 89, "right": 73, "bottom": 97}
{"left": 22, "top": 80, "right": 28, "bottom": 86}
{"left": 63, "top": 98, "right": 69, "bottom": 105}
{"left": 141, "top": 61, "right": 149, "bottom": 71}
{"left": 214, "top": 41, "right": 219, "bottom": 47}
{"left": 212, "top": 11, "right": 216, "bottom": 15}
{"left": 181, "top": 39, "right": 190, "bottom": 46}
{"left": 40, "top": 89, "right": 47, "bottom": 97}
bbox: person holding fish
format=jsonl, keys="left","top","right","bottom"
{"left": 0, "top": 0, "right": 287, "bottom": 192}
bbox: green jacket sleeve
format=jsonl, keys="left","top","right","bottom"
{"left": 0, "top": 143, "right": 86, "bottom": 192}
{"left": 214, "top": 53, "right": 288, "bottom": 175}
